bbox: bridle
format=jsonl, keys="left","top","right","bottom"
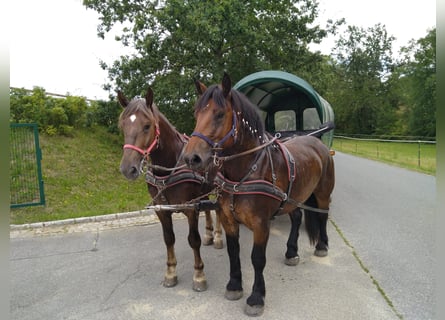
{"left": 190, "top": 110, "right": 238, "bottom": 150}
{"left": 123, "top": 124, "right": 160, "bottom": 159}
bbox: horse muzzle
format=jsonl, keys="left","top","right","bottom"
{"left": 120, "top": 163, "right": 141, "bottom": 180}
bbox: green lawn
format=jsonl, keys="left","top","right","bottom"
{"left": 333, "top": 137, "right": 436, "bottom": 175}
{"left": 10, "top": 130, "right": 436, "bottom": 225}
{"left": 10, "top": 127, "right": 151, "bottom": 225}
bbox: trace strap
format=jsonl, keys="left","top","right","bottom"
{"left": 123, "top": 125, "right": 160, "bottom": 156}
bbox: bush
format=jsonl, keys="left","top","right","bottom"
{"left": 9, "top": 87, "right": 117, "bottom": 136}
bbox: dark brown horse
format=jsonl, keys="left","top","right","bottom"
{"left": 118, "top": 87, "right": 223, "bottom": 292}
{"left": 182, "top": 73, "right": 335, "bottom": 316}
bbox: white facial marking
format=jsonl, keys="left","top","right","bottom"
{"left": 130, "top": 114, "right": 137, "bottom": 123}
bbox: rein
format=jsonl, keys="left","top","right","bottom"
{"left": 216, "top": 134, "right": 280, "bottom": 164}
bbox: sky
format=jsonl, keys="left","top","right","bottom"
{"left": 9, "top": 0, "right": 436, "bottom": 101}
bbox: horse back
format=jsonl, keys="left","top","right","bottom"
{"left": 282, "top": 135, "right": 335, "bottom": 203}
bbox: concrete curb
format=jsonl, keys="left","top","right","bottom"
{"left": 9, "top": 209, "right": 196, "bottom": 238}
{"left": 10, "top": 209, "right": 155, "bottom": 230}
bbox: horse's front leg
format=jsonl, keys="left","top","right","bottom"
{"left": 185, "top": 209, "right": 207, "bottom": 291}
{"left": 223, "top": 218, "right": 243, "bottom": 301}
{"left": 245, "top": 223, "right": 270, "bottom": 317}
{"left": 156, "top": 211, "right": 177, "bottom": 287}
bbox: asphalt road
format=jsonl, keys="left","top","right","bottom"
{"left": 10, "top": 152, "right": 436, "bottom": 319}
{"left": 331, "top": 152, "right": 436, "bottom": 320}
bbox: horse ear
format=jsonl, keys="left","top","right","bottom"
{"left": 117, "top": 90, "right": 129, "bottom": 107}
{"left": 145, "top": 87, "right": 159, "bottom": 117}
{"left": 145, "top": 87, "right": 154, "bottom": 108}
{"left": 222, "top": 72, "right": 231, "bottom": 98}
{"left": 195, "top": 80, "right": 207, "bottom": 96}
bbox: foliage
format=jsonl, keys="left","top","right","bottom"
{"left": 326, "top": 24, "right": 397, "bottom": 135}
{"left": 83, "top": 0, "right": 343, "bottom": 133}
{"left": 91, "top": 99, "right": 123, "bottom": 134}
{"left": 397, "top": 28, "right": 436, "bottom": 137}
{"left": 9, "top": 87, "right": 124, "bottom": 136}
{"left": 10, "top": 87, "right": 89, "bottom": 136}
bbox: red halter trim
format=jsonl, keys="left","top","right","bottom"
{"left": 123, "top": 125, "right": 160, "bottom": 156}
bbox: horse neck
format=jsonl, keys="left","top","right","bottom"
{"left": 220, "top": 126, "right": 266, "bottom": 180}
{"left": 150, "top": 115, "right": 185, "bottom": 170}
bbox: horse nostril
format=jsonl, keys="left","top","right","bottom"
{"left": 185, "top": 154, "right": 202, "bottom": 168}
{"left": 130, "top": 166, "right": 139, "bottom": 176}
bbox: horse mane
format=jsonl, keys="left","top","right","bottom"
{"left": 195, "top": 84, "right": 266, "bottom": 142}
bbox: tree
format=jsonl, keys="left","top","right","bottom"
{"left": 398, "top": 28, "right": 436, "bottom": 137}
{"left": 328, "top": 23, "right": 396, "bottom": 135}
{"left": 83, "top": 0, "right": 341, "bottom": 133}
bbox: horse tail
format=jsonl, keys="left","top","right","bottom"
{"left": 303, "top": 193, "right": 324, "bottom": 246}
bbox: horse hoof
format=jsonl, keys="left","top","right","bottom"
{"left": 314, "top": 249, "right": 328, "bottom": 257}
{"left": 245, "top": 304, "right": 264, "bottom": 317}
{"left": 284, "top": 256, "right": 300, "bottom": 266}
{"left": 203, "top": 236, "right": 214, "bottom": 246}
{"left": 225, "top": 289, "right": 243, "bottom": 301}
{"left": 193, "top": 279, "right": 208, "bottom": 292}
{"left": 163, "top": 276, "right": 178, "bottom": 288}
{"left": 214, "top": 239, "right": 223, "bottom": 249}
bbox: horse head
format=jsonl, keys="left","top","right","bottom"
{"left": 118, "top": 87, "right": 160, "bottom": 180}
{"left": 183, "top": 72, "right": 239, "bottom": 171}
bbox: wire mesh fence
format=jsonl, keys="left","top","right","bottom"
{"left": 10, "top": 123, "right": 46, "bottom": 208}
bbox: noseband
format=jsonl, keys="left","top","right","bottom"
{"left": 123, "top": 125, "right": 160, "bottom": 157}
{"left": 190, "top": 111, "right": 237, "bottom": 149}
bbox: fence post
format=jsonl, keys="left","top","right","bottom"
{"left": 418, "top": 141, "right": 421, "bottom": 168}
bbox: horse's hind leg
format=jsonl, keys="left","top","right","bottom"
{"left": 186, "top": 209, "right": 207, "bottom": 292}
{"left": 284, "top": 208, "right": 302, "bottom": 266}
{"left": 203, "top": 210, "right": 224, "bottom": 249}
{"left": 213, "top": 209, "right": 223, "bottom": 249}
{"left": 203, "top": 210, "right": 215, "bottom": 246}
{"left": 304, "top": 194, "right": 329, "bottom": 257}
{"left": 156, "top": 211, "right": 178, "bottom": 287}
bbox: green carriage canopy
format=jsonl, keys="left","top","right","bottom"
{"left": 233, "top": 70, "right": 334, "bottom": 147}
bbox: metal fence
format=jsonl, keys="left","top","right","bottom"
{"left": 10, "top": 123, "right": 45, "bottom": 208}
{"left": 333, "top": 135, "right": 436, "bottom": 173}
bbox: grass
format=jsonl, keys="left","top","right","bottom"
{"left": 332, "top": 137, "right": 436, "bottom": 175}
{"left": 10, "top": 130, "right": 436, "bottom": 225}
{"left": 10, "top": 126, "right": 151, "bottom": 225}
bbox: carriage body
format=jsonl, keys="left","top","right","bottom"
{"left": 233, "top": 70, "right": 334, "bottom": 148}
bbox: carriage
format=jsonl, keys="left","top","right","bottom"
{"left": 233, "top": 70, "right": 335, "bottom": 149}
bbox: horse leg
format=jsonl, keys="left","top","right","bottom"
{"left": 223, "top": 219, "right": 243, "bottom": 301}
{"left": 156, "top": 211, "right": 178, "bottom": 287}
{"left": 202, "top": 210, "right": 215, "bottom": 246}
{"left": 313, "top": 195, "right": 330, "bottom": 257}
{"left": 245, "top": 224, "right": 270, "bottom": 317}
{"left": 304, "top": 193, "right": 329, "bottom": 257}
{"left": 284, "top": 208, "right": 302, "bottom": 266}
{"left": 186, "top": 209, "right": 207, "bottom": 292}
{"left": 213, "top": 209, "right": 224, "bottom": 249}
{"left": 315, "top": 213, "right": 329, "bottom": 257}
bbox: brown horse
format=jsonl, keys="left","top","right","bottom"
{"left": 118, "top": 87, "right": 223, "bottom": 292}
{"left": 182, "top": 73, "right": 335, "bottom": 316}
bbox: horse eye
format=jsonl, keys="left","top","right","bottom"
{"left": 215, "top": 112, "right": 225, "bottom": 120}
{"left": 143, "top": 124, "right": 150, "bottom": 132}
